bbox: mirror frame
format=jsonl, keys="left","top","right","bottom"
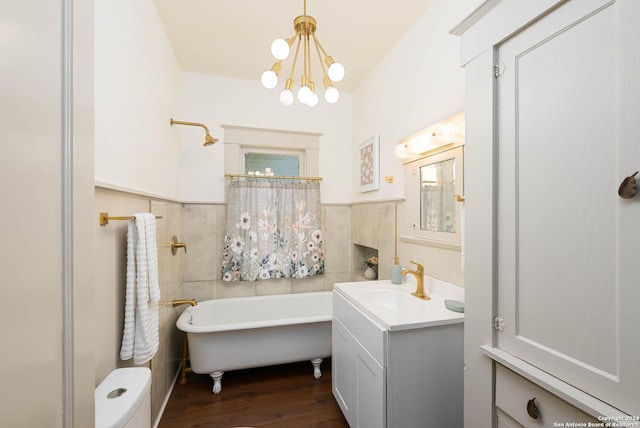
{"left": 401, "top": 145, "right": 464, "bottom": 248}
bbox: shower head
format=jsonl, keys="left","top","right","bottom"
{"left": 170, "top": 118, "right": 218, "bottom": 147}
{"left": 204, "top": 133, "right": 219, "bottom": 146}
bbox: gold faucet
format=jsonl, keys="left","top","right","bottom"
{"left": 401, "top": 261, "right": 430, "bottom": 300}
{"left": 172, "top": 299, "right": 197, "bottom": 307}
{"left": 170, "top": 299, "right": 197, "bottom": 384}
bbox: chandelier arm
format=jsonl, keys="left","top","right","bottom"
{"left": 307, "top": 33, "right": 313, "bottom": 84}
{"left": 285, "top": 34, "right": 297, "bottom": 48}
{"left": 288, "top": 36, "right": 303, "bottom": 82}
{"left": 304, "top": 33, "right": 309, "bottom": 83}
{"left": 312, "top": 33, "right": 329, "bottom": 78}
{"left": 312, "top": 34, "right": 331, "bottom": 60}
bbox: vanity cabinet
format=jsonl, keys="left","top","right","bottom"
{"left": 456, "top": 0, "right": 640, "bottom": 425}
{"left": 332, "top": 289, "right": 464, "bottom": 428}
{"left": 332, "top": 312, "right": 386, "bottom": 428}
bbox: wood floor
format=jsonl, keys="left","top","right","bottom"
{"left": 159, "top": 359, "right": 349, "bottom": 428}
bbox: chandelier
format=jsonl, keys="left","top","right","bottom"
{"left": 260, "top": 0, "right": 345, "bottom": 107}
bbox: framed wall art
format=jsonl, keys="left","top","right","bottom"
{"left": 358, "top": 135, "right": 380, "bottom": 192}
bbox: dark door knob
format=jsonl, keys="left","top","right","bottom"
{"left": 527, "top": 397, "right": 539, "bottom": 419}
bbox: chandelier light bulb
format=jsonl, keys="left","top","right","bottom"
{"left": 297, "top": 85, "right": 312, "bottom": 104}
{"left": 271, "top": 38, "right": 290, "bottom": 60}
{"left": 328, "top": 62, "right": 345, "bottom": 82}
{"left": 306, "top": 92, "right": 319, "bottom": 107}
{"left": 261, "top": 70, "right": 278, "bottom": 89}
{"left": 324, "top": 86, "right": 340, "bottom": 104}
{"left": 279, "top": 89, "right": 294, "bottom": 106}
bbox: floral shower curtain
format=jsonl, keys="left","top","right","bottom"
{"left": 221, "top": 180, "right": 325, "bottom": 282}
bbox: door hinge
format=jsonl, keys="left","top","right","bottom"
{"left": 494, "top": 62, "right": 505, "bottom": 78}
{"left": 493, "top": 317, "right": 505, "bottom": 332}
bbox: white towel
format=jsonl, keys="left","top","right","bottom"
{"left": 120, "top": 213, "right": 161, "bottom": 364}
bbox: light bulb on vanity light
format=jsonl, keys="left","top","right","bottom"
{"left": 393, "top": 143, "right": 411, "bottom": 159}
{"left": 406, "top": 133, "right": 436, "bottom": 155}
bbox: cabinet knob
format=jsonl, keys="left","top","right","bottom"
{"left": 526, "top": 397, "right": 539, "bottom": 419}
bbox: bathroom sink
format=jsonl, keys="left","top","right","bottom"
{"left": 334, "top": 279, "right": 465, "bottom": 331}
{"left": 359, "top": 285, "right": 416, "bottom": 311}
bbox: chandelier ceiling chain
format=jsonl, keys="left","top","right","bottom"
{"left": 260, "top": 0, "right": 345, "bottom": 107}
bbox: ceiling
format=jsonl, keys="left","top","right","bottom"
{"left": 153, "top": 0, "right": 437, "bottom": 93}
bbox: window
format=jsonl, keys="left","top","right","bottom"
{"left": 244, "top": 151, "right": 302, "bottom": 176}
{"left": 223, "top": 125, "right": 321, "bottom": 178}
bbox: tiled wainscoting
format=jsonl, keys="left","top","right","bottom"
{"left": 181, "top": 203, "right": 355, "bottom": 301}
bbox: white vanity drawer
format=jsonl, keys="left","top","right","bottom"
{"left": 495, "top": 364, "right": 598, "bottom": 427}
{"left": 333, "top": 291, "right": 386, "bottom": 365}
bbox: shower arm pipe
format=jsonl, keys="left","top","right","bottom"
{"left": 170, "top": 118, "right": 218, "bottom": 146}
{"left": 170, "top": 118, "right": 211, "bottom": 135}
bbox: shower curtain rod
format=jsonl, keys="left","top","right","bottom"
{"left": 224, "top": 173, "right": 323, "bottom": 182}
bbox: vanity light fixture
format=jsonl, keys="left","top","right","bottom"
{"left": 394, "top": 112, "right": 466, "bottom": 160}
{"left": 170, "top": 118, "right": 219, "bottom": 146}
{"left": 260, "top": 0, "right": 345, "bottom": 107}
{"left": 394, "top": 133, "right": 439, "bottom": 159}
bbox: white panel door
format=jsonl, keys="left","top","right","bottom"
{"left": 496, "top": 0, "right": 640, "bottom": 415}
{"left": 333, "top": 318, "right": 355, "bottom": 422}
{"left": 354, "top": 344, "right": 385, "bottom": 428}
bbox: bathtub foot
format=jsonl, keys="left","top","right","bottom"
{"left": 311, "top": 358, "right": 323, "bottom": 379}
{"left": 210, "top": 371, "right": 224, "bottom": 394}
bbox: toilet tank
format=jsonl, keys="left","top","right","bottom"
{"left": 95, "top": 367, "right": 151, "bottom": 428}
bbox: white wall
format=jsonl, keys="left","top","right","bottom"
{"left": 350, "top": 0, "right": 484, "bottom": 285}
{"left": 95, "top": 0, "right": 183, "bottom": 199}
{"left": 1, "top": 1, "right": 95, "bottom": 426}
{"left": 352, "top": 0, "right": 484, "bottom": 202}
{"left": 179, "top": 72, "right": 353, "bottom": 203}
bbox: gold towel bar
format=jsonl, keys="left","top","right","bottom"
{"left": 225, "top": 173, "right": 323, "bottom": 181}
{"left": 99, "top": 212, "right": 163, "bottom": 226}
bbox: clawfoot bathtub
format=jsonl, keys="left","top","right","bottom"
{"left": 176, "top": 291, "right": 332, "bottom": 394}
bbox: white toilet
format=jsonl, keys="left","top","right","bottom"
{"left": 95, "top": 367, "right": 151, "bottom": 428}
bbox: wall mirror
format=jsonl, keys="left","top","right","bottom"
{"left": 420, "top": 157, "right": 456, "bottom": 233}
{"left": 402, "top": 145, "right": 464, "bottom": 248}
